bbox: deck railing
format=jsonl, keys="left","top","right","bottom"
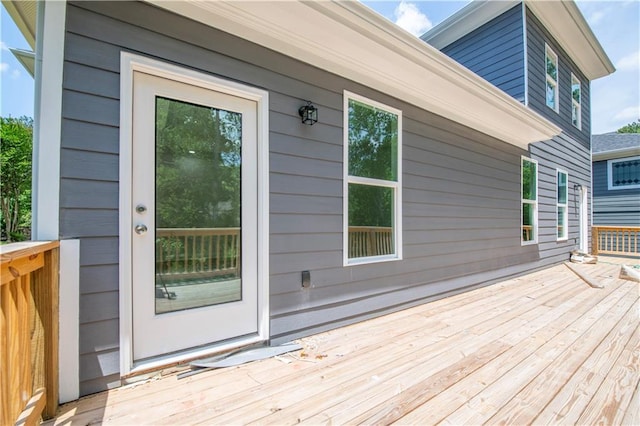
{"left": 348, "top": 226, "right": 393, "bottom": 258}
{"left": 156, "top": 228, "right": 241, "bottom": 280}
{"left": 592, "top": 226, "right": 640, "bottom": 257}
{"left": 1, "top": 241, "right": 60, "bottom": 425}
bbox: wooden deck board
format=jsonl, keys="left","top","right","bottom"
{"left": 46, "top": 257, "right": 639, "bottom": 425}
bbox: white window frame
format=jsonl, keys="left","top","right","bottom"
{"left": 343, "top": 91, "right": 402, "bottom": 266}
{"left": 556, "top": 169, "right": 569, "bottom": 241}
{"left": 545, "top": 44, "right": 559, "bottom": 113}
{"left": 521, "top": 156, "right": 538, "bottom": 245}
{"left": 571, "top": 73, "right": 581, "bottom": 129}
{"left": 608, "top": 156, "right": 640, "bottom": 190}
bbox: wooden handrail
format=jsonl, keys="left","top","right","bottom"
{"left": 348, "top": 226, "right": 393, "bottom": 258}
{"left": 156, "top": 228, "right": 241, "bottom": 280}
{"left": 592, "top": 226, "right": 640, "bottom": 257}
{"left": 1, "top": 241, "right": 60, "bottom": 424}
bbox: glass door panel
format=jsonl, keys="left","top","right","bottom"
{"left": 154, "top": 97, "right": 242, "bottom": 314}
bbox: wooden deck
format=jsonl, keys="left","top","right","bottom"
{"left": 47, "top": 257, "right": 639, "bottom": 425}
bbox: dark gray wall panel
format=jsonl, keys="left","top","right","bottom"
{"left": 526, "top": 7, "right": 591, "bottom": 146}
{"left": 62, "top": 1, "right": 590, "bottom": 395}
{"left": 440, "top": 4, "right": 525, "bottom": 101}
{"left": 592, "top": 160, "right": 640, "bottom": 225}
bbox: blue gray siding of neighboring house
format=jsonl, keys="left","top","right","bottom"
{"left": 593, "top": 160, "right": 640, "bottom": 225}
{"left": 61, "top": 1, "right": 588, "bottom": 396}
{"left": 526, "top": 6, "right": 591, "bottom": 148}
{"left": 440, "top": 4, "right": 526, "bottom": 103}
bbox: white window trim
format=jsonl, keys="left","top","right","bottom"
{"left": 571, "top": 73, "right": 581, "bottom": 130}
{"left": 521, "top": 156, "right": 538, "bottom": 245}
{"left": 556, "top": 169, "right": 569, "bottom": 242}
{"left": 119, "top": 53, "right": 270, "bottom": 375}
{"left": 607, "top": 156, "right": 640, "bottom": 190}
{"left": 545, "top": 44, "right": 559, "bottom": 113}
{"left": 343, "top": 90, "right": 402, "bottom": 266}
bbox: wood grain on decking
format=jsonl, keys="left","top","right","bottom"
{"left": 46, "top": 257, "right": 639, "bottom": 425}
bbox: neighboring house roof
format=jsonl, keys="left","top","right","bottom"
{"left": 592, "top": 133, "right": 640, "bottom": 160}
{"left": 421, "top": 0, "right": 615, "bottom": 81}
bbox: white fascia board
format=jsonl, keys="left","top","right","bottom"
{"left": 592, "top": 146, "right": 640, "bottom": 161}
{"left": 147, "top": 0, "right": 558, "bottom": 148}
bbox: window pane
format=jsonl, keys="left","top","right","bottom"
{"left": 612, "top": 159, "right": 640, "bottom": 187}
{"left": 522, "top": 203, "right": 535, "bottom": 242}
{"left": 572, "top": 80, "right": 581, "bottom": 103}
{"left": 546, "top": 52, "right": 557, "bottom": 81}
{"left": 557, "top": 206, "right": 567, "bottom": 238}
{"left": 348, "top": 183, "right": 394, "bottom": 258}
{"left": 348, "top": 99, "right": 398, "bottom": 181}
{"left": 546, "top": 81, "right": 556, "bottom": 109}
{"left": 572, "top": 103, "right": 579, "bottom": 127}
{"left": 522, "top": 159, "right": 536, "bottom": 200}
{"left": 557, "top": 171, "right": 567, "bottom": 204}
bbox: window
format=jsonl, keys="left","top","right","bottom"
{"left": 557, "top": 170, "right": 568, "bottom": 241}
{"left": 545, "top": 44, "right": 559, "bottom": 112}
{"left": 522, "top": 157, "right": 538, "bottom": 244}
{"left": 571, "top": 74, "right": 581, "bottom": 129}
{"left": 608, "top": 156, "right": 640, "bottom": 190}
{"left": 344, "top": 92, "right": 402, "bottom": 264}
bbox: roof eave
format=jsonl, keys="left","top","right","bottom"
{"left": 147, "top": 0, "right": 559, "bottom": 148}
{"left": 422, "top": 0, "right": 615, "bottom": 81}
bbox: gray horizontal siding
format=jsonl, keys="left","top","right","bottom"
{"left": 592, "top": 159, "right": 640, "bottom": 226}
{"left": 440, "top": 4, "right": 525, "bottom": 102}
{"left": 62, "top": 0, "right": 589, "bottom": 395}
{"left": 526, "top": 6, "right": 591, "bottom": 147}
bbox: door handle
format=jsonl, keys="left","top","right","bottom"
{"left": 135, "top": 224, "right": 148, "bottom": 235}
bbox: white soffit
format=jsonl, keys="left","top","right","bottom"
{"left": 147, "top": 0, "right": 559, "bottom": 149}
{"left": 2, "top": 0, "right": 37, "bottom": 49}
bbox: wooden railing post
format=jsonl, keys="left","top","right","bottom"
{"left": 1, "top": 241, "right": 60, "bottom": 424}
{"left": 31, "top": 247, "right": 60, "bottom": 419}
{"left": 592, "top": 226, "right": 599, "bottom": 255}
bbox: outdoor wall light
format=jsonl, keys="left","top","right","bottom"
{"left": 299, "top": 101, "right": 318, "bottom": 125}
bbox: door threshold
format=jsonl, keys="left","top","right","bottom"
{"left": 124, "top": 334, "right": 264, "bottom": 381}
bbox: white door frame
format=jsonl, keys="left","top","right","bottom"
{"left": 119, "top": 53, "right": 269, "bottom": 375}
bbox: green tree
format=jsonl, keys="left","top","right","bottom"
{"left": 617, "top": 120, "right": 640, "bottom": 133}
{"left": 0, "top": 116, "right": 33, "bottom": 241}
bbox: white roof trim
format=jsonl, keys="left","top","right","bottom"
{"left": 2, "top": 0, "right": 36, "bottom": 49}
{"left": 9, "top": 47, "right": 35, "bottom": 77}
{"left": 422, "top": 0, "right": 614, "bottom": 81}
{"left": 147, "top": 0, "right": 558, "bottom": 148}
{"left": 593, "top": 146, "right": 640, "bottom": 161}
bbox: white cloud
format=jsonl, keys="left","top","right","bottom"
{"left": 0, "top": 62, "right": 8, "bottom": 72}
{"left": 0, "top": 41, "right": 8, "bottom": 51}
{"left": 614, "top": 105, "right": 640, "bottom": 121}
{"left": 616, "top": 50, "right": 640, "bottom": 71}
{"left": 394, "top": 1, "right": 432, "bottom": 37}
{"left": 10, "top": 69, "right": 21, "bottom": 79}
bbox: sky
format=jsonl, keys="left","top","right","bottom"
{"left": 1, "top": 1, "right": 639, "bottom": 135}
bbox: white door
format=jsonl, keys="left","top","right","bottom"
{"left": 131, "top": 71, "right": 258, "bottom": 361}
